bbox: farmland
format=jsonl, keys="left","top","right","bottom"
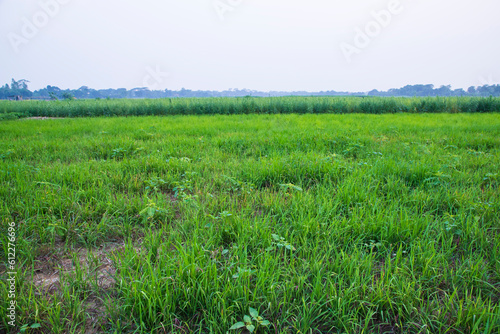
{"left": 1, "top": 111, "right": 500, "bottom": 333}
{"left": 1, "top": 96, "right": 500, "bottom": 120}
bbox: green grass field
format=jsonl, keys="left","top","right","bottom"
{"left": 1, "top": 113, "right": 500, "bottom": 333}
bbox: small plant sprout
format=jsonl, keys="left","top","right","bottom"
{"left": 267, "top": 234, "right": 296, "bottom": 251}
{"left": 232, "top": 267, "right": 256, "bottom": 279}
{"left": 424, "top": 171, "right": 451, "bottom": 186}
{"left": 205, "top": 211, "right": 232, "bottom": 228}
{"left": 223, "top": 175, "right": 255, "bottom": 194}
{"left": 133, "top": 147, "right": 145, "bottom": 154}
{"left": 482, "top": 173, "right": 498, "bottom": 188}
{"left": 172, "top": 174, "right": 195, "bottom": 199}
{"left": 19, "top": 323, "right": 41, "bottom": 332}
{"left": 369, "top": 151, "right": 383, "bottom": 157}
{"left": 229, "top": 307, "right": 270, "bottom": 333}
{"left": 279, "top": 183, "right": 303, "bottom": 192}
{"left": 206, "top": 211, "right": 232, "bottom": 221}
{"left": 46, "top": 222, "right": 67, "bottom": 238}
{"left": 111, "top": 147, "right": 127, "bottom": 159}
{"left": 219, "top": 211, "right": 232, "bottom": 219}
{"left": 139, "top": 199, "right": 167, "bottom": 222}
{"left": 145, "top": 177, "right": 167, "bottom": 192}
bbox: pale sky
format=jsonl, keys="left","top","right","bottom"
{"left": 1, "top": 0, "right": 499, "bottom": 92}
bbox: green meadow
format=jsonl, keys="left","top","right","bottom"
{"left": 1, "top": 113, "right": 499, "bottom": 333}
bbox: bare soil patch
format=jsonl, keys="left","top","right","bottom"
{"left": 23, "top": 117, "right": 65, "bottom": 120}
{"left": 31, "top": 241, "right": 134, "bottom": 293}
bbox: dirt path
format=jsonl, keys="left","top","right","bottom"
{"left": 23, "top": 117, "right": 66, "bottom": 120}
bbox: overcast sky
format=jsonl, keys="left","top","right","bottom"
{"left": 1, "top": 0, "right": 499, "bottom": 92}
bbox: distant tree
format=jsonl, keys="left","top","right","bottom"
{"left": 0, "top": 85, "right": 8, "bottom": 99}
{"left": 4, "top": 80, "right": 500, "bottom": 100}
{"left": 115, "top": 88, "right": 127, "bottom": 99}
{"left": 494, "top": 85, "right": 500, "bottom": 96}
{"left": 62, "top": 92, "right": 75, "bottom": 100}
{"left": 8, "top": 79, "right": 32, "bottom": 98}
{"left": 453, "top": 88, "right": 466, "bottom": 96}
{"left": 47, "top": 85, "right": 62, "bottom": 93}
{"left": 11, "top": 79, "right": 20, "bottom": 90}
{"left": 74, "top": 86, "right": 90, "bottom": 99}
{"left": 179, "top": 88, "right": 193, "bottom": 98}
{"left": 130, "top": 87, "right": 150, "bottom": 98}
{"left": 437, "top": 85, "right": 452, "bottom": 96}
{"left": 477, "top": 85, "right": 500, "bottom": 97}
{"left": 18, "top": 79, "right": 29, "bottom": 90}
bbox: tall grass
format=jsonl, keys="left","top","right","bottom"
{"left": 0, "top": 113, "right": 499, "bottom": 333}
{"left": 1, "top": 96, "right": 499, "bottom": 119}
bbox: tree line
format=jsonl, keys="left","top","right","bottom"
{"left": 1, "top": 79, "right": 499, "bottom": 100}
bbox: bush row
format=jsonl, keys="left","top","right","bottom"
{"left": 1, "top": 96, "right": 499, "bottom": 118}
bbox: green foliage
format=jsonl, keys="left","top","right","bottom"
{"left": 0, "top": 113, "right": 499, "bottom": 333}
{"left": 111, "top": 147, "right": 127, "bottom": 160}
{"left": 0, "top": 96, "right": 499, "bottom": 120}
{"left": 224, "top": 175, "right": 255, "bottom": 194}
{"left": 62, "top": 92, "right": 75, "bottom": 101}
{"left": 144, "top": 177, "right": 167, "bottom": 192}
{"left": 0, "top": 112, "right": 25, "bottom": 121}
{"left": 230, "top": 308, "right": 270, "bottom": 333}
{"left": 19, "top": 323, "right": 41, "bottom": 333}
{"left": 0, "top": 149, "right": 15, "bottom": 160}
{"left": 139, "top": 199, "right": 168, "bottom": 224}
{"left": 279, "top": 183, "right": 303, "bottom": 192}
{"left": 268, "top": 234, "right": 296, "bottom": 251}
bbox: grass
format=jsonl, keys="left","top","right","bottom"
{"left": 0, "top": 113, "right": 499, "bottom": 333}
{"left": 0, "top": 96, "right": 500, "bottom": 119}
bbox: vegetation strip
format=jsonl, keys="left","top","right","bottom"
{"left": 1, "top": 96, "right": 500, "bottom": 120}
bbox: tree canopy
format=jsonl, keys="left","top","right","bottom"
{"left": 1, "top": 79, "right": 499, "bottom": 100}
